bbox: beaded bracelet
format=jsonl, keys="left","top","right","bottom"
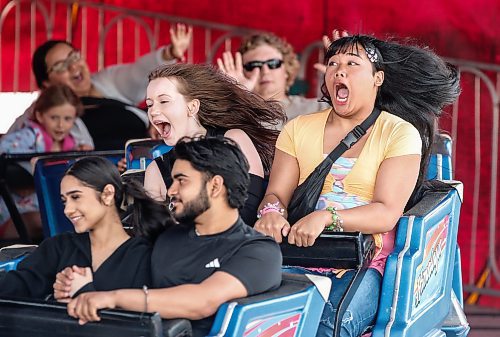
{"left": 257, "top": 201, "right": 285, "bottom": 219}
{"left": 325, "top": 206, "right": 344, "bottom": 232}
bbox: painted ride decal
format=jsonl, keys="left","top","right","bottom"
{"left": 413, "top": 215, "right": 449, "bottom": 310}
{"left": 244, "top": 312, "right": 301, "bottom": 337}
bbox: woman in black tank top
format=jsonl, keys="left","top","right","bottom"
{"left": 145, "top": 63, "right": 285, "bottom": 225}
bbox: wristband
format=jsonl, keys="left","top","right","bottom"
{"left": 325, "top": 206, "right": 344, "bottom": 232}
{"left": 257, "top": 201, "right": 284, "bottom": 219}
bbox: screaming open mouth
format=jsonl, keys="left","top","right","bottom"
{"left": 153, "top": 120, "right": 172, "bottom": 138}
{"left": 335, "top": 83, "right": 349, "bottom": 103}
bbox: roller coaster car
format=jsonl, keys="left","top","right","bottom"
{"left": 0, "top": 245, "right": 37, "bottom": 273}
{"left": 209, "top": 181, "right": 468, "bottom": 337}
{"left": 0, "top": 298, "right": 191, "bottom": 337}
{"left": 121, "top": 138, "right": 172, "bottom": 186}
{"left": 373, "top": 181, "right": 468, "bottom": 337}
{"left": 0, "top": 180, "right": 468, "bottom": 337}
{"left": 31, "top": 146, "right": 165, "bottom": 237}
{"left": 0, "top": 134, "right": 468, "bottom": 336}
{"left": 32, "top": 151, "right": 124, "bottom": 238}
{"left": 124, "top": 138, "right": 171, "bottom": 171}
{"left": 0, "top": 140, "right": 168, "bottom": 242}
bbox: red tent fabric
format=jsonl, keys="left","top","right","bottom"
{"left": 1, "top": 0, "right": 500, "bottom": 306}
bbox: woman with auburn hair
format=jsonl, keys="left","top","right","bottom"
{"left": 144, "top": 62, "right": 286, "bottom": 225}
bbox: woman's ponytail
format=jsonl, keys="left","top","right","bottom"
{"left": 121, "top": 178, "right": 173, "bottom": 242}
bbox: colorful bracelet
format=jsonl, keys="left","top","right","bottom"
{"left": 325, "top": 206, "right": 344, "bottom": 232}
{"left": 257, "top": 201, "right": 285, "bottom": 219}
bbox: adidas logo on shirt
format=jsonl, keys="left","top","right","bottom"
{"left": 205, "top": 258, "right": 220, "bottom": 268}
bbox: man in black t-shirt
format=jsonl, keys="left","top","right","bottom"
{"left": 67, "top": 136, "right": 282, "bottom": 336}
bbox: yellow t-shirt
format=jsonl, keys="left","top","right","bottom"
{"left": 276, "top": 108, "right": 422, "bottom": 202}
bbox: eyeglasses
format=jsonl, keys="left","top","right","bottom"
{"left": 243, "top": 58, "right": 284, "bottom": 72}
{"left": 47, "top": 50, "right": 82, "bottom": 74}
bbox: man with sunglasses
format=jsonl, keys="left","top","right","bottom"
{"left": 218, "top": 32, "right": 328, "bottom": 127}
{"left": 7, "top": 24, "right": 192, "bottom": 150}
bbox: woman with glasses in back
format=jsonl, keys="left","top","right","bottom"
{"left": 7, "top": 24, "right": 193, "bottom": 151}
{"left": 217, "top": 32, "right": 329, "bottom": 127}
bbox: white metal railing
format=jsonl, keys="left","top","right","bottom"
{"left": 454, "top": 62, "right": 500, "bottom": 297}
{"left": 2, "top": 0, "right": 500, "bottom": 300}
{"left": 0, "top": 0, "right": 259, "bottom": 92}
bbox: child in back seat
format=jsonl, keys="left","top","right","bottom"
{"left": 0, "top": 84, "right": 88, "bottom": 240}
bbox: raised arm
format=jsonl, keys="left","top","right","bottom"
{"left": 314, "top": 29, "right": 350, "bottom": 74}
{"left": 162, "top": 23, "right": 193, "bottom": 62}
{"left": 91, "top": 24, "right": 192, "bottom": 105}
{"left": 217, "top": 51, "right": 260, "bottom": 92}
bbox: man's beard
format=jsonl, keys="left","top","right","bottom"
{"left": 171, "top": 185, "right": 211, "bottom": 225}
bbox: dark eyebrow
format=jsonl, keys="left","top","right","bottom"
{"left": 172, "top": 173, "right": 188, "bottom": 180}
{"left": 345, "top": 52, "right": 363, "bottom": 59}
{"left": 60, "top": 189, "right": 82, "bottom": 198}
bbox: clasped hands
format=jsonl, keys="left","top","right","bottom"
{"left": 53, "top": 265, "right": 114, "bottom": 325}
{"left": 254, "top": 210, "right": 330, "bottom": 247}
{"left": 53, "top": 265, "right": 92, "bottom": 302}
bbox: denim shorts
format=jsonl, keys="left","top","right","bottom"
{"left": 282, "top": 266, "right": 382, "bottom": 337}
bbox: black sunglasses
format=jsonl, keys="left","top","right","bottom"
{"left": 243, "top": 58, "right": 284, "bottom": 72}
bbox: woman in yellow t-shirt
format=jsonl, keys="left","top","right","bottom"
{"left": 255, "top": 34, "right": 460, "bottom": 337}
